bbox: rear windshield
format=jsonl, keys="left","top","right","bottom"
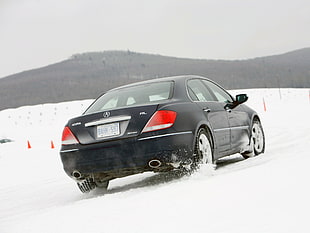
{"left": 85, "top": 81, "right": 174, "bottom": 114}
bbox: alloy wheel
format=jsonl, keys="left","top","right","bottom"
{"left": 197, "top": 129, "right": 213, "bottom": 164}
{"left": 252, "top": 121, "right": 265, "bottom": 155}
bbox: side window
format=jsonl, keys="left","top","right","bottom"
{"left": 187, "top": 79, "right": 215, "bottom": 102}
{"left": 202, "top": 80, "right": 233, "bottom": 103}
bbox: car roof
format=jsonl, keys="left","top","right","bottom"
{"left": 108, "top": 75, "right": 211, "bottom": 92}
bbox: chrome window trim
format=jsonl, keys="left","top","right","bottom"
{"left": 186, "top": 77, "right": 234, "bottom": 103}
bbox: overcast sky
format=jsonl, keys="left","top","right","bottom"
{"left": 0, "top": 0, "right": 309, "bottom": 78}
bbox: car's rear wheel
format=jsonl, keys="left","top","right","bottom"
{"left": 77, "top": 178, "right": 109, "bottom": 193}
{"left": 77, "top": 178, "right": 96, "bottom": 193}
{"left": 242, "top": 119, "right": 265, "bottom": 159}
{"left": 194, "top": 128, "right": 214, "bottom": 166}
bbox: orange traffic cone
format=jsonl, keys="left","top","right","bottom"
{"left": 51, "top": 140, "right": 55, "bottom": 149}
{"left": 27, "top": 140, "right": 32, "bottom": 149}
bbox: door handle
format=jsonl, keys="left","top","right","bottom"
{"left": 203, "top": 108, "right": 211, "bottom": 113}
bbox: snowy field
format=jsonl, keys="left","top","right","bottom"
{"left": 0, "top": 88, "right": 309, "bottom": 233}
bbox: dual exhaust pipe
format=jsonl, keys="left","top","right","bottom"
{"left": 72, "top": 159, "right": 192, "bottom": 177}
{"left": 72, "top": 160, "right": 162, "bottom": 178}
{"left": 72, "top": 159, "right": 163, "bottom": 178}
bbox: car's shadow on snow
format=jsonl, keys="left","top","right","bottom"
{"left": 92, "top": 170, "right": 189, "bottom": 197}
{"left": 84, "top": 155, "right": 247, "bottom": 198}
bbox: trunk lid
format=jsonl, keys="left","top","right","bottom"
{"left": 67, "top": 104, "right": 158, "bottom": 145}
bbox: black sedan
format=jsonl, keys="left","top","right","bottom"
{"left": 60, "top": 75, "right": 265, "bottom": 193}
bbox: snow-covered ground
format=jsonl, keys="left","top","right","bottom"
{"left": 0, "top": 88, "right": 309, "bottom": 233}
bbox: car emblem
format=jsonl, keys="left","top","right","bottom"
{"left": 103, "top": 112, "right": 111, "bottom": 118}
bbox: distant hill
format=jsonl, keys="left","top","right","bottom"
{"left": 0, "top": 48, "right": 310, "bottom": 110}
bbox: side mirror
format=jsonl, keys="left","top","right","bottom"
{"left": 235, "top": 94, "right": 248, "bottom": 104}
{"left": 225, "top": 94, "right": 248, "bottom": 110}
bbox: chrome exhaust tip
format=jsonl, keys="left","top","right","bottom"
{"left": 72, "top": 170, "right": 82, "bottom": 179}
{"left": 148, "top": 159, "right": 162, "bottom": 169}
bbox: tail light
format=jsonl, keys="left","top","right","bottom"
{"left": 142, "top": 110, "right": 177, "bottom": 133}
{"left": 61, "top": 126, "right": 79, "bottom": 145}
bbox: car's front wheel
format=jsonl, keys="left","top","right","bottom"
{"left": 242, "top": 119, "right": 265, "bottom": 159}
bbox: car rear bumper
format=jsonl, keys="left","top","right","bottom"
{"left": 60, "top": 131, "right": 194, "bottom": 180}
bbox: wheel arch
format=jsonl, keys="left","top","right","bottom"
{"left": 252, "top": 114, "right": 261, "bottom": 124}
{"left": 193, "top": 121, "right": 216, "bottom": 154}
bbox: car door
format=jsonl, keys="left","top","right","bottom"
{"left": 201, "top": 80, "right": 249, "bottom": 152}
{"left": 227, "top": 104, "right": 250, "bottom": 151}
{"left": 187, "top": 79, "right": 231, "bottom": 155}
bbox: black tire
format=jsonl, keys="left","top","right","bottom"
{"left": 77, "top": 179, "right": 109, "bottom": 193}
{"left": 77, "top": 178, "right": 96, "bottom": 193}
{"left": 242, "top": 119, "right": 265, "bottom": 159}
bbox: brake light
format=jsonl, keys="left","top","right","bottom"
{"left": 142, "top": 110, "right": 177, "bottom": 133}
{"left": 61, "top": 126, "right": 79, "bottom": 145}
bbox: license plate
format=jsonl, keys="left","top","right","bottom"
{"left": 97, "top": 122, "right": 120, "bottom": 138}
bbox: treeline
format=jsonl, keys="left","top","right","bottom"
{"left": 0, "top": 48, "right": 309, "bottom": 110}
